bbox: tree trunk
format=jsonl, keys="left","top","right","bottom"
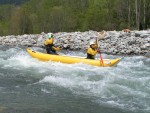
{"left": 135, "top": 0, "right": 142, "bottom": 30}
{"left": 128, "top": 0, "right": 131, "bottom": 28}
{"left": 143, "top": 0, "right": 146, "bottom": 29}
{"left": 135, "top": 0, "right": 139, "bottom": 30}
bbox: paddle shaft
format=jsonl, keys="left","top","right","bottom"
{"left": 98, "top": 48, "right": 104, "bottom": 66}
{"left": 96, "top": 37, "right": 104, "bottom": 66}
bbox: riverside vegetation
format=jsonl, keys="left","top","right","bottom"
{"left": 0, "top": 0, "right": 150, "bottom": 57}
{"left": 0, "top": 0, "right": 150, "bottom": 35}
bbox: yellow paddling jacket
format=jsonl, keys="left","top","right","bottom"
{"left": 44, "top": 38, "right": 60, "bottom": 54}
{"left": 87, "top": 43, "right": 98, "bottom": 59}
{"left": 87, "top": 47, "right": 98, "bottom": 59}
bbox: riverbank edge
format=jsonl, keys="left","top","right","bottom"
{"left": 0, "top": 30, "right": 150, "bottom": 57}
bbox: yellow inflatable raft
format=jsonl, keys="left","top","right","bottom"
{"left": 26, "top": 48, "right": 121, "bottom": 67}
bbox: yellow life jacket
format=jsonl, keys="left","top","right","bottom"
{"left": 44, "top": 38, "right": 53, "bottom": 46}
{"left": 87, "top": 44, "right": 98, "bottom": 59}
{"left": 87, "top": 47, "right": 97, "bottom": 56}
{"left": 44, "top": 38, "right": 60, "bottom": 52}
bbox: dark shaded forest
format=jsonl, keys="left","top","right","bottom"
{"left": 0, "top": 0, "right": 150, "bottom": 35}
{"left": 0, "top": 0, "right": 29, "bottom": 5}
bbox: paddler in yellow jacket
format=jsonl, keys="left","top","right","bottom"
{"left": 87, "top": 30, "right": 106, "bottom": 59}
{"left": 44, "top": 33, "right": 60, "bottom": 55}
{"left": 87, "top": 40, "right": 99, "bottom": 59}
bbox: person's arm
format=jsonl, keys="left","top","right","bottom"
{"left": 94, "top": 44, "right": 98, "bottom": 49}
{"left": 52, "top": 46, "right": 60, "bottom": 51}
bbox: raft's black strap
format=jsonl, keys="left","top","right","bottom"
{"left": 32, "top": 51, "right": 36, "bottom": 53}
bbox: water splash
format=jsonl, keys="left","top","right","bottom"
{"left": 0, "top": 46, "right": 150, "bottom": 113}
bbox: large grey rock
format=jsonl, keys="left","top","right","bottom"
{"left": 140, "top": 34, "right": 150, "bottom": 38}
{"left": 128, "top": 40, "right": 136, "bottom": 45}
{"left": 141, "top": 43, "right": 150, "bottom": 50}
{"left": 145, "top": 52, "right": 150, "bottom": 58}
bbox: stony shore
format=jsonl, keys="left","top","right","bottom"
{"left": 0, "top": 30, "right": 150, "bottom": 57}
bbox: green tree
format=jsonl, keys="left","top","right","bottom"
{"left": 9, "top": 7, "right": 33, "bottom": 35}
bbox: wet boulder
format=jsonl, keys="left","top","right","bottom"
{"left": 145, "top": 52, "right": 150, "bottom": 58}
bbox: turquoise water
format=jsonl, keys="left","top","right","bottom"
{"left": 0, "top": 46, "right": 150, "bottom": 113}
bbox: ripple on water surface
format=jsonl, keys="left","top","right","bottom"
{"left": 0, "top": 46, "right": 150, "bottom": 113}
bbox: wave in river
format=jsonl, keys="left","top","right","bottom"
{"left": 0, "top": 46, "right": 150, "bottom": 113}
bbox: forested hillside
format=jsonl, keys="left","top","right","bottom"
{"left": 0, "top": 0, "right": 29, "bottom": 5}
{"left": 0, "top": 0, "right": 150, "bottom": 35}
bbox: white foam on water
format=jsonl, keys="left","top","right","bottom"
{"left": 118, "top": 56, "right": 145, "bottom": 68}
{"left": 39, "top": 74, "right": 114, "bottom": 99}
{"left": 38, "top": 55, "right": 150, "bottom": 111}
{"left": 41, "top": 88, "right": 51, "bottom": 94}
{"left": 1, "top": 47, "right": 150, "bottom": 112}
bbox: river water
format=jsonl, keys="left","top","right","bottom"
{"left": 0, "top": 45, "right": 150, "bottom": 113}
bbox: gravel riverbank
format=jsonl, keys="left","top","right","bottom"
{"left": 0, "top": 30, "right": 150, "bottom": 56}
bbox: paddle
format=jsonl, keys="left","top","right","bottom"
{"left": 96, "top": 37, "right": 104, "bottom": 66}
{"left": 96, "top": 30, "right": 107, "bottom": 66}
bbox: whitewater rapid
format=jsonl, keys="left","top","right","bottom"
{"left": 0, "top": 46, "right": 150, "bottom": 113}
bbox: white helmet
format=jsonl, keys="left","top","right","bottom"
{"left": 89, "top": 40, "right": 95, "bottom": 45}
{"left": 47, "top": 33, "right": 53, "bottom": 38}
